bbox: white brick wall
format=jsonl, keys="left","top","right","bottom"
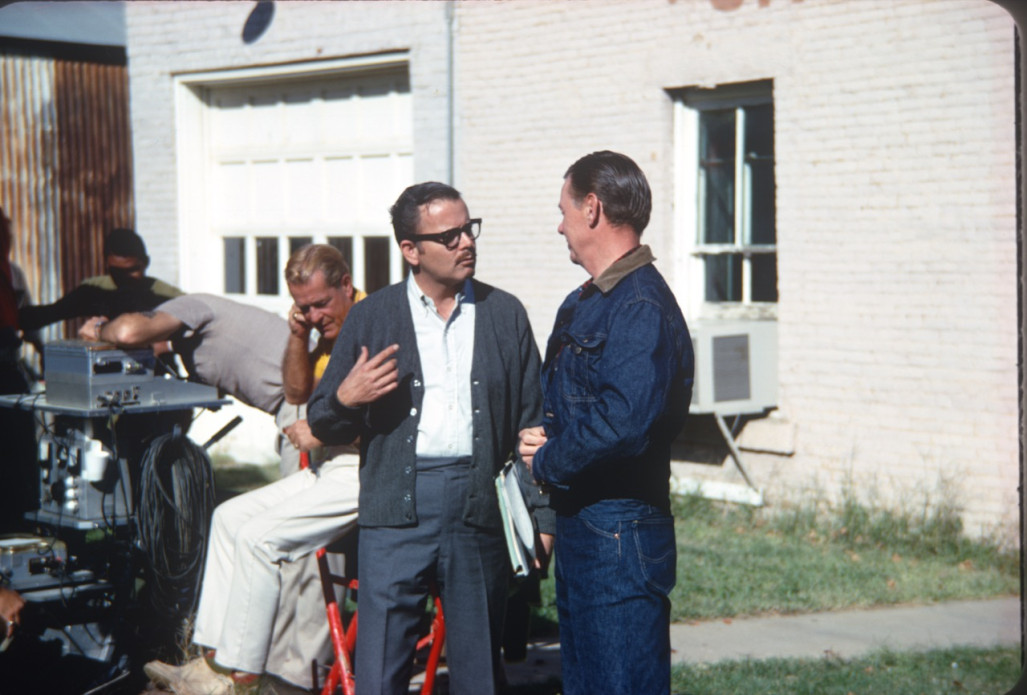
{"left": 454, "top": 0, "right": 1017, "bottom": 540}
{"left": 126, "top": 0, "right": 1020, "bottom": 539}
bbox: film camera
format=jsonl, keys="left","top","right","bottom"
{"left": 0, "top": 340, "right": 230, "bottom": 691}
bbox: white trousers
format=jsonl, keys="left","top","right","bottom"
{"left": 266, "top": 407, "right": 347, "bottom": 688}
{"left": 192, "top": 453, "right": 360, "bottom": 682}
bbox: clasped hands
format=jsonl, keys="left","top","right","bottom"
{"left": 517, "top": 426, "right": 548, "bottom": 475}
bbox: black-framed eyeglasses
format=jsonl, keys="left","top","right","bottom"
{"left": 410, "top": 218, "right": 482, "bottom": 250}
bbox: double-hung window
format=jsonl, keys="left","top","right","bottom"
{"left": 673, "top": 80, "right": 777, "bottom": 318}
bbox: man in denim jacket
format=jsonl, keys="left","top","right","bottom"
{"left": 520, "top": 151, "right": 694, "bottom": 695}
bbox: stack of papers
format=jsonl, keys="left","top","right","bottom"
{"left": 495, "top": 460, "right": 536, "bottom": 578}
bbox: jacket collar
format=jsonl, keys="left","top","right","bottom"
{"left": 591, "top": 244, "right": 654, "bottom": 294}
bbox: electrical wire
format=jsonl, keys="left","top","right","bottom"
{"left": 136, "top": 431, "right": 215, "bottom": 622}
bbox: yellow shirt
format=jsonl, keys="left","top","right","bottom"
{"left": 312, "top": 288, "right": 367, "bottom": 379}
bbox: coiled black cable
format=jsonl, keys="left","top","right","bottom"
{"left": 136, "top": 431, "right": 215, "bottom": 622}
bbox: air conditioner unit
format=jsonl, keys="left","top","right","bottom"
{"left": 689, "top": 320, "right": 777, "bottom": 416}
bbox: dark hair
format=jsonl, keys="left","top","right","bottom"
{"left": 564, "top": 151, "right": 652, "bottom": 235}
{"left": 389, "top": 182, "right": 463, "bottom": 243}
{"left": 104, "top": 228, "right": 149, "bottom": 261}
{"left": 285, "top": 243, "right": 351, "bottom": 288}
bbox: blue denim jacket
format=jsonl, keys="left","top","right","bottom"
{"left": 533, "top": 246, "right": 694, "bottom": 515}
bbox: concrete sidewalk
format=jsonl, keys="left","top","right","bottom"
{"left": 668, "top": 596, "right": 1019, "bottom": 664}
{"left": 494, "top": 596, "right": 1021, "bottom": 690}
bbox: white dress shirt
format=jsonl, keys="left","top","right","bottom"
{"left": 406, "top": 273, "right": 475, "bottom": 458}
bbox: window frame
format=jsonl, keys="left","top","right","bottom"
{"left": 672, "top": 79, "right": 777, "bottom": 321}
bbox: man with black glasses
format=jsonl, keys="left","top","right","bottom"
{"left": 308, "top": 181, "right": 551, "bottom": 695}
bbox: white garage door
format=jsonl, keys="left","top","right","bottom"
{"left": 188, "top": 66, "right": 412, "bottom": 313}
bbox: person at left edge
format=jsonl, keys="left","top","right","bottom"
{"left": 0, "top": 207, "right": 37, "bottom": 528}
{"left": 18, "top": 227, "right": 182, "bottom": 332}
{"left": 308, "top": 181, "right": 552, "bottom": 695}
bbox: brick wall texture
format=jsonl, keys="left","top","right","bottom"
{"left": 125, "top": 0, "right": 1019, "bottom": 540}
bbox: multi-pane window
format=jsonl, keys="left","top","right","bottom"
{"left": 681, "top": 80, "right": 777, "bottom": 306}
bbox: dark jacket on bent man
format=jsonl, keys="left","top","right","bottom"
{"left": 307, "top": 279, "right": 553, "bottom": 534}
{"left": 19, "top": 275, "right": 183, "bottom": 331}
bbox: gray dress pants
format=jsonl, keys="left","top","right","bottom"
{"left": 354, "top": 458, "right": 508, "bottom": 695}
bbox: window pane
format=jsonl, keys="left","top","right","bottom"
{"left": 749, "top": 160, "right": 776, "bottom": 246}
{"left": 223, "top": 237, "right": 245, "bottom": 294}
{"left": 700, "top": 109, "right": 735, "bottom": 245}
{"left": 704, "top": 254, "right": 741, "bottom": 302}
{"left": 289, "top": 236, "right": 313, "bottom": 257}
{"left": 751, "top": 253, "right": 778, "bottom": 302}
{"left": 256, "top": 237, "right": 279, "bottom": 295}
{"left": 746, "top": 103, "right": 776, "bottom": 246}
{"left": 744, "top": 103, "right": 774, "bottom": 158}
{"left": 328, "top": 237, "right": 353, "bottom": 274}
{"left": 364, "top": 237, "right": 391, "bottom": 293}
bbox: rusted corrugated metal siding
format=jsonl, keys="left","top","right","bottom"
{"left": 1, "top": 46, "right": 134, "bottom": 338}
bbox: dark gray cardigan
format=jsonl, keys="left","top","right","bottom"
{"left": 308, "top": 279, "right": 551, "bottom": 533}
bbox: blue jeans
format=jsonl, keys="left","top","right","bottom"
{"left": 555, "top": 500, "right": 676, "bottom": 695}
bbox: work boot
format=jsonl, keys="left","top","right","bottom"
{"left": 144, "top": 657, "right": 233, "bottom": 695}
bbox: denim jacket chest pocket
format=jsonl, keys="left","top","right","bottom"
{"left": 556, "top": 328, "right": 607, "bottom": 403}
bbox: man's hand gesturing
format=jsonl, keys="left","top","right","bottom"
{"left": 336, "top": 344, "right": 400, "bottom": 408}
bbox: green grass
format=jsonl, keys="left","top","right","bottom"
{"left": 211, "top": 459, "right": 280, "bottom": 499}
{"left": 522, "top": 492, "right": 1020, "bottom": 694}
{"left": 668, "top": 493, "right": 1018, "bottom": 622}
{"left": 671, "top": 645, "right": 1021, "bottom": 695}
{"left": 531, "top": 493, "right": 1017, "bottom": 628}
{"left": 504, "top": 647, "right": 1023, "bottom": 695}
